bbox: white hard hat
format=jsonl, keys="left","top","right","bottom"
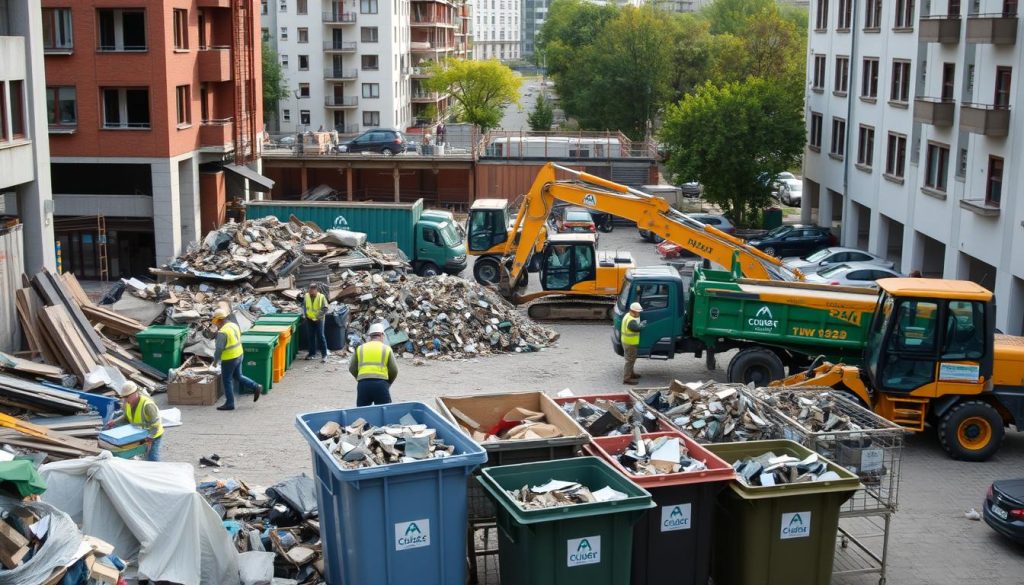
{"left": 117, "top": 381, "right": 139, "bottom": 398}
{"left": 212, "top": 307, "right": 230, "bottom": 320}
{"left": 368, "top": 322, "right": 387, "bottom": 336}
{"left": 630, "top": 302, "right": 643, "bottom": 312}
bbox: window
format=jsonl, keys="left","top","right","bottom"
{"left": 361, "top": 27, "right": 379, "bottom": 42}
{"left": 362, "top": 83, "right": 380, "bottom": 98}
{"left": 812, "top": 55, "right": 827, "bottom": 90}
{"left": 280, "top": 54, "right": 288, "bottom": 67}
{"left": 987, "top": 156, "right": 1003, "bottom": 206}
{"left": 362, "top": 54, "right": 380, "bottom": 70}
{"left": 6, "top": 81, "right": 25, "bottom": 140}
{"left": 891, "top": 60, "right": 911, "bottom": 102}
{"left": 925, "top": 143, "right": 949, "bottom": 191}
{"left": 175, "top": 85, "right": 191, "bottom": 127}
{"left": 816, "top": 0, "right": 829, "bottom": 28}
{"left": 282, "top": 109, "right": 291, "bottom": 122}
{"left": 297, "top": 28, "right": 308, "bottom": 43}
{"left": 885, "top": 133, "right": 907, "bottom": 178}
{"left": 360, "top": 0, "right": 379, "bottom": 13}
{"left": 1004, "top": 0, "right": 1018, "bottom": 16}
{"left": 864, "top": 0, "right": 882, "bottom": 28}
{"left": 809, "top": 112, "right": 823, "bottom": 149}
{"left": 861, "top": 58, "right": 879, "bottom": 98}
{"left": 261, "top": 28, "right": 269, "bottom": 42}
{"left": 280, "top": 27, "right": 287, "bottom": 40}
{"left": 949, "top": 0, "right": 961, "bottom": 14}
{"left": 173, "top": 9, "right": 188, "bottom": 49}
{"left": 943, "top": 301, "right": 985, "bottom": 360}
{"left": 298, "top": 55, "right": 309, "bottom": 70}
{"left": 279, "top": 0, "right": 287, "bottom": 11}
{"left": 102, "top": 88, "right": 150, "bottom": 129}
{"left": 941, "top": 63, "right": 956, "bottom": 100}
{"left": 300, "top": 110, "right": 310, "bottom": 125}
{"left": 261, "top": 0, "right": 268, "bottom": 15}
{"left": 46, "top": 86, "right": 77, "bottom": 128}
{"left": 0, "top": 85, "right": 7, "bottom": 141}
{"left": 838, "top": 0, "right": 852, "bottom": 28}
{"left": 831, "top": 117, "right": 847, "bottom": 157}
{"left": 363, "top": 111, "right": 380, "bottom": 126}
{"left": 857, "top": 125, "right": 875, "bottom": 166}
{"left": 297, "top": 0, "right": 308, "bottom": 14}
{"left": 894, "top": 0, "right": 914, "bottom": 28}
{"left": 97, "top": 9, "right": 146, "bottom": 51}
{"left": 834, "top": 56, "right": 850, "bottom": 94}
{"left": 298, "top": 83, "right": 310, "bottom": 97}
{"left": 958, "top": 147, "right": 968, "bottom": 177}
{"left": 42, "top": 8, "right": 73, "bottom": 51}
{"left": 995, "top": 67, "right": 1012, "bottom": 107}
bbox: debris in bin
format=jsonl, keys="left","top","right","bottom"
{"left": 753, "top": 388, "right": 865, "bottom": 433}
{"left": 450, "top": 406, "right": 565, "bottom": 442}
{"left": 614, "top": 435, "right": 708, "bottom": 475}
{"left": 561, "top": 397, "right": 660, "bottom": 437}
{"left": 731, "top": 451, "right": 841, "bottom": 486}
{"left": 636, "top": 381, "right": 773, "bottom": 442}
{"left": 316, "top": 416, "right": 454, "bottom": 468}
{"left": 507, "top": 479, "right": 628, "bottom": 510}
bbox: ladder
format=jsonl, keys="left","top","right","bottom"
{"left": 231, "top": 0, "right": 258, "bottom": 165}
{"left": 97, "top": 215, "right": 109, "bottom": 282}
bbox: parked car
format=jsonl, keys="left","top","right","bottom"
{"left": 640, "top": 213, "right": 734, "bottom": 243}
{"left": 680, "top": 181, "right": 703, "bottom": 198}
{"left": 984, "top": 479, "right": 1024, "bottom": 544}
{"left": 747, "top": 224, "right": 837, "bottom": 257}
{"left": 783, "top": 247, "right": 895, "bottom": 274}
{"left": 338, "top": 129, "right": 406, "bottom": 155}
{"left": 555, "top": 206, "right": 598, "bottom": 241}
{"left": 803, "top": 262, "right": 902, "bottom": 288}
{"left": 779, "top": 180, "right": 802, "bottom": 206}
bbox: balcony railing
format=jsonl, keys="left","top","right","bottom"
{"left": 959, "top": 102, "right": 1011, "bottom": 136}
{"left": 323, "top": 40, "right": 357, "bottom": 52}
{"left": 966, "top": 12, "right": 1018, "bottom": 44}
{"left": 919, "top": 14, "right": 962, "bottom": 43}
{"left": 914, "top": 97, "right": 956, "bottom": 126}
{"left": 200, "top": 118, "right": 234, "bottom": 150}
{"left": 322, "top": 11, "right": 357, "bottom": 23}
{"left": 325, "top": 96, "right": 359, "bottom": 107}
{"left": 324, "top": 67, "right": 358, "bottom": 79}
{"left": 412, "top": 91, "right": 443, "bottom": 101}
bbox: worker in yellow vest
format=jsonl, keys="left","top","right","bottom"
{"left": 303, "top": 283, "right": 330, "bottom": 363}
{"left": 212, "top": 307, "right": 263, "bottom": 411}
{"left": 621, "top": 302, "right": 646, "bottom": 385}
{"left": 348, "top": 322, "right": 398, "bottom": 406}
{"left": 106, "top": 381, "right": 164, "bottom": 461}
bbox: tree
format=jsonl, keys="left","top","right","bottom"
{"left": 424, "top": 59, "right": 521, "bottom": 132}
{"left": 660, "top": 78, "right": 804, "bottom": 227}
{"left": 262, "top": 40, "right": 288, "bottom": 123}
{"left": 701, "top": 0, "right": 774, "bottom": 35}
{"left": 528, "top": 93, "right": 554, "bottom": 131}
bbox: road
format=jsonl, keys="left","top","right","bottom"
{"left": 499, "top": 75, "right": 552, "bottom": 131}
{"left": 158, "top": 225, "right": 1024, "bottom": 585}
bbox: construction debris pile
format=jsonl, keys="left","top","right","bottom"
{"left": 449, "top": 406, "right": 565, "bottom": 442}
{"left": 614, "top": 433, "right": 708, "bottom": 476}
{"left": 637, "top": 381, "right": 774, "bottom": 443}
{"left": 506, "top": 479, "right": 628, "bottom": 510}
{"left": 317, "top": 415, "right": 455, "bottom": 468}
{"left": 561, "top": 398, "right": 661, "bottom": 437}
{"left": 754, "top": 388, "right": 867, "bottom": 433}
{"left": 732, "top": 451, "right": 842, "bottom": 487}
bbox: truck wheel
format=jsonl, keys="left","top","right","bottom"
{"left": 473, "top": 258, "right": 500, "bottom": 284}
{"left": 417, "top": 262, "right": 441, "bottom": 277}
{"left": 938, "top": 400, "right": 1004, "bottom": 461}
{"left": 726, "top": 348, "right": 786, "bottom": 386}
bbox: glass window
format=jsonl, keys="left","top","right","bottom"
{"left": 943, "top": 301, "right": 985, "bottom": 359}
{"left": 97, "top": 9, "right": 146, "bottom": 51}
{"left": 986, "top": 156, "right": 1003, "bottom": 206}
{"left": 891, "top": 300, "right": 939, "bottom": 352}
{"left": 360, "top": 0, "right": 378, "bottom": 13}
{"left": 635, "top": 283, "right": 670, "bottom": 311}
{"left": 361, "top": 27, "right": 378, "bottom": 42}
{"left": 8, "top": 80, "right": 25, "bottom": 139}
{"left": 297, "top": 27, "right": 308, "bottom": 43}
{"left": 102, "top": 87, "right": 150, "bottom": 129}
{"left": 819, "top": 264, "right": 852, "bottom": 278}
{"left": 300, "top": 110, "right": 310, "bottom": 125}
{"left": 422, "top": 228, "right": 438, "bottom": 244}
{"left": 806, "top": 249, "right": 832, "bottom": 262}
{"left": 362, "top": 83, "right": 380, "bottom": 98}
{"left": 362, "top": 55, "right": 379, "bottom": 70}
{"left": 175, "top": 85, "right": 190, "bottom": 126}
{"left": 544, "top": 244, "right": 573, "bottom": 290}
{"left": 46, "top": 86, "right": 78, "bottom": 127}
{"left": 173, "top": 9, "right": 188, "bottom": 49}
{"left": 42, "top": 8, "right": 74, "bottom": 51}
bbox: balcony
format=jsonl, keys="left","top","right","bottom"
{"left": 410, "top": 41, "right": 455, "bottom": 53}
{"left": 919, "top": 15, "right": 962, "bottom": 42}
{"left": 198, "top": 0, "right": 231, "bottom": 7}
{"left": 411, "top": 18, "right": 457, "bottom": 27}
{"left": 323, "top": 11, "right": 357, "bottom": 24}
{"left": 323, "top": 40, "right": 357, "bottom": 53}
{"left": 198, "top": 47, "right": 232, "bottom": 82}
{"left": 325, "top": 96, "right": 358, "bottom": 108}
{"left": 914, "top": 97, "right": 957, "bottom": 126}
{"left": 966, "top": 13, "right": 1018, "bottom": 44}
{"left": 410, "top": 66, "right": 431, "bottom": 78}
{"left": 324, "top": 67, "right": 358, "bottom": 80}
{"left": 960, "top": 103, "right": 1011, "bottom": 136}
{"left": 199, "top": 118, "right": 234, "bottom": 152}
{"left": 412, "top": 91, "right": 444, "bottom": 102}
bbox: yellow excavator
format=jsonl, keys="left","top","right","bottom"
{"left": 771, "top": 278, "right": 1024, "bottom": 461}
{"left": 478, "top": 162, "right": 805, "bottom": 319}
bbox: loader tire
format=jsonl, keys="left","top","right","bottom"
{"left": 473, "top": 257, "right": 501, "bottom": 285}
{"left": 726, "top": 348, "right": 786, "bottom": 386}
{"left": 938, "top": 400, "right": 1004, "bottom": 461}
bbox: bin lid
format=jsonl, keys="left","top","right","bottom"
{"left": 705, "top": 439, "right": 862, "bottom": 499}
{"left": 136, "top": 325, "right": 188, "bottom": 340}
{"left": 586, "top": 431, "right": 736, "bottom": 488}
{"left": 240, "top": 333, "right": 278, "bottom": 348}
{"left": 250, "top": 325, "right": 290, "bottom": 333}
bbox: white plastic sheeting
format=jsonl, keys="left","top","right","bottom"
{"left": 39, "top": 453, "right": 241, "bottom": 585}
{"left": 0, "top": 498, "right": 82, "bottom": 585}
{"left": 0, "top": 224, "right": 24, "bottom": 354}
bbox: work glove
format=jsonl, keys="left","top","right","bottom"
{"left": 640, "top": 320, "right": 648, "bottom": 328}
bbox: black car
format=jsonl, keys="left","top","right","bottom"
{"left": 340, "top": 129, "right": 405, "bottom": 155}
{"left": 984, "top": 479, "right": 1024, "bottom": 543}
{"left": 747, "top": 224, "right": 837, "bottom": 257}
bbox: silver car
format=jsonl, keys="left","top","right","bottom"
{"left": 784, "top": 247, "right": 895, "bottom": 274}
{"left": 779, "top": 181, "right": 802, "bottom": 206}
{"left": 804, "top": 262, "right": 902, "bottom": 288}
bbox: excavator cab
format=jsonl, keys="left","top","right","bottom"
{"left": 467, "top": 199, "right": 510, "bottom": 254}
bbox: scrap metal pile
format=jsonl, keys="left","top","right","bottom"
{"left": 614, "top": 432, "right": 708, "bottom": 475}
{"left": 507, "top": 479, "right": 628, "bottom": 510}
{"left": 316, "top": 415, "right": 456, "bottom": 468}
{"left": 732, "top": 451, "right": 841, "bottom": 487}
{"left": 753, "top": 388, "right": 867, "bottom": 433}
{"left": 562, "top": 398, "right": 661, "bottom": 437}
{"left": 637, "top": 381, "right": 774, "bottom": 443}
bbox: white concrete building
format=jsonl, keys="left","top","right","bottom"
{"left": 802, "top": 0, "right": 1024, "bottom": 335}
{"left": 473, "top": 0, "right": 520, "bottom": 60}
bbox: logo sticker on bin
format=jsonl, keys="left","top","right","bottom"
{"left": 661, "top": 504, "right": 692, "bottom": 532}
{"left": 395, "top": 519, "right": 430, "bottom": 551}
{"left": 860, "top": 448, "right": 884, "bottom": 473}
{"left": 567, "top": 536, "right": 601, "bottom": 567}
{"left": 780, "top": 512, "right": 811, "bottom": 539}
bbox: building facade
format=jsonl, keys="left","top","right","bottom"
{"left": 39, "top": 0, "right": 264, "bottom": 277}
{"left": 473, "top": 0, "right": 520, "bottom": 60}
{"left": 0, "top": 0, "right": 57, "bottom": 274}
{"left": 802, "top": 0, "right": 1024, "bottom": 334}
{"left": 265, "top": 0, "right": 470, "bottom": 135}
{"left": 520, "top": 0, "right": 547, "bottom": 59}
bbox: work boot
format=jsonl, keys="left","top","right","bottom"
{"left": 304, "top": 353, "right": 315, "bottom": 360}
{"left": 253, "top": 384, "right": 263, "bottom": 402}
{"left": 632, "top": 373, "right": 643, "bottom": 379}
{"left": 623, "top": 379, "right": 639, "bottom": 386}
{"left": 216, "top": 404, "right": 235, "bottom": 411}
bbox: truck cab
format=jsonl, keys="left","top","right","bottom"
{"left": 414, "top": 211, "right": 466, "bottom": 276}
{"left": 612, "top": 266, "right": 691, "bottom": 359}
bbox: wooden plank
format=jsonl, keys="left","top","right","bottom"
{"left": 61, "top": 272, "right": 93, "bottom": 307}
{"left": 15, "top": 288, "right": 57, "bottom": 364}
{"left": 81, "top": 305, "right": 145, "bottom": 337}
{"left": 38, "top": 307, "right": 96, "bottom": 384}
{"left": 0, "top": 352, "right": 66, "bottom": 380}
{"left": 32, "top": 269, "right": 104, "bottom": 356}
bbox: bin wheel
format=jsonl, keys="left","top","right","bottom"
{"left": 841, "top": 535, "right": 849, "bottom": 548}
{"left": 938, "top": 400, "right": 1004, "bottom": 461}
{"left": 726, "top": 348, "right": 786, "bottom": 386}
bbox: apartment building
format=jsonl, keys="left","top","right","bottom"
{"left": 474, "top": 0, "right": 520, "bottom": 60}
{"left": 40, "top": 0, "right": 265, "bottom": 278}
{"left": 803, "top": 0, "right": 1024, "bottom": 334}
{"left": 0, "top": 0, "right": 57, "bottom": 274}
{"left": 521, "top": 0, "right": 547, "bottom": 59}
{"left": 266, "top": 0, "right": 470, "bottom": 135}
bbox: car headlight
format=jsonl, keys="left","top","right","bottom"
{"left": 452, "top": 255, "right": 466, "bottom": 262}
{"left": 339, "top": 145, "right": 348, "bottom": 152}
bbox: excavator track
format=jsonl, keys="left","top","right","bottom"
{"left": 523, "top": 296, "right": 616, "bottom": 321}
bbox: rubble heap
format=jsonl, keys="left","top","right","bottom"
{"left": 317, "top": 414, "right": 455, "bottom": 468}
{"left": 613, "top": 433, "right": 708, "bottom": 476}
{"left": 561, "top": 397, "right": 661, "bottom": 437}
{"left": 753, "top": 388, "right": 866, "bottom": 433}
{"left": 450, "top": 405, "right": 565, "bottom": 442}
{"left": 506, "top": 479, "right": 628, "bottom": 510}
{"left": 637, "top": 381, "right": 774, "bottom": 443}
{"left": 732, "top": 451, "right": 841, "bottom": 487}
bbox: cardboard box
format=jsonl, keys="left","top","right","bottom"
{"left": 435, "top": 391, "right": 590, "bottom": 451}
{"left": 168, "top": 377, "right": 223, "bottom": 406}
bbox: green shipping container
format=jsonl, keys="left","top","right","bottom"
{"left": 245, "top": 199, "right": 424, "bottom": 258}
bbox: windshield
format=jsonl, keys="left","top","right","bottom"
{"left": 766, "top": 225, "right": 792, "bottom": 238}
{"left": 865, "top": 294, "right": 894, "bottom": 377}
{"left": 805, "top": 249, "right": 831, "bottom": 262}
{"left": 616, "top": 276, "right": 633, "bottom": 311}
{"left": 438, "top": 222, "right": 461, "bottom": 247}
{"left": 818, "top": 264, "right": 851, "bottom": 277}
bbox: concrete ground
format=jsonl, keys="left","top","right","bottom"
{"left": 154, "top": 226, "right": 1024, "bottom": 585}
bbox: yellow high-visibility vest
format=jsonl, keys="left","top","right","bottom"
{"left": 220, "top": 322, "right": 243, "bottom": 361}
{"left": 126, "top": 395, "right": 164, "bottom": 439}
{"left": 305, "top": 292, "right": 326, "bottom": 320}
{"left": 621, "top": 313, "right": 640, "bottom": 346}
{"left": 357, "top": 341, "right": 392, "bottom": 380}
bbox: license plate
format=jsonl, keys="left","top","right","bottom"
{"left": 992, "top": 504, "right": 1009, "bottom": 520}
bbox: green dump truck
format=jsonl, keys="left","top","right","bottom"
{"left": 246, "top": 199, "right": 466, "bottom": 276}
{"left": 612, "top": 265, "right": 881, "bottom": 384}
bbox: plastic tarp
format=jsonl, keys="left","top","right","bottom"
{"left": 39, "top": 453, "right": 241, "bottom": 585}
{"left": 266, "top": 474, "right": 317, "bottom": 520}
{"left": 323, "top": 229, "right": 367, "bottom": 248}
{"left": 0, "top": 225, "right": 24, "bottom": 354}
{"left": 0, "top": 497, "right": 82, "bottom": 585}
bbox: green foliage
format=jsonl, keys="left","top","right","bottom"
{"left": 660, "top": 78, "right": 804, "bottom": 227}
{"left": 424, "top": 59, "right": 521, "bottom": 132}
{"left": 528, "top": 94, "right": 554, "bottom": 131}
{"left": 262, "top": 41, "right": 289, "bottom": 118}
{"left": 700, "top": 0, "right": 774, "bottom": 35}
